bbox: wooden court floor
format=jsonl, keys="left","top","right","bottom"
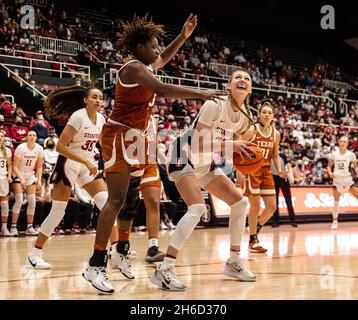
{"left": 1, "top": 222, "right": 358, "bottom": 300}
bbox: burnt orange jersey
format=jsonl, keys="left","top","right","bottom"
{"left": 111, "top": 59, "right": 156, "bottom": 131}
{"left": 251, "top": 124, "right": 277, "bottom": 167}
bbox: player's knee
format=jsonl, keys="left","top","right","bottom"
{"left": 145, "top": 197, "right": 160, "bottom": 213}
{"left": 231, "top": 198, "right": 248, "bottom": 218}
{"left": 107, "top": 195, "right": 126, "bottom": 211}
{"left": 266, "top": 201, "right": 277, "bottom": 213}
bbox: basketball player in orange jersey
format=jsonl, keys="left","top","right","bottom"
{"left": 83, "top": 14, "right": 225, "bottom": 294}
{"left": 243, "top": 100, "right": 286, "bottom": 253}
{"left": 109, "top": 117, "right": 165, "bottom": 280}
{"left": 151, "top": 68, "right": 258, "bottom": 292}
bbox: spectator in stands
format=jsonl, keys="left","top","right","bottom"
{"left": 44, "top": 126, "right": 58, "bottom": 146}
{"left": 102, "top": 38, "right": 113, "bottom": 51}
{"left": 43, "top": 138, "right": 58, "bottom": 168}
{"left": 13, "top": 104, "right": 27, "bottom": 117}
{"left": 10, "top": 115, "right": 28, "bottom": 142}
{"left": 0, "top": 95, "right": 14, "bottom": 115}
{"left": 30, "top": 111, "right": 50, "bottom": 129}
{"left": 30, "top": 119, "right": 48, "bottom": 146}
{"left": 0, "top": 114, "right": 10, "bottom": 137}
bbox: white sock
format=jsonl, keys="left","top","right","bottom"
{"left": 229, "top": 249, "right": 240, "bottom": 263}
{"left": 1, "top": 223, "right": 6, "bottom": 229}
{"left": 149, "top": 238, "right": 158, "bottom": 248}
{"left": 27, "top": 224, "right": 32, "bottom": 228}
{"left": 332, "top": 201, "right": 339, "bottom": 221}
{"left": 31, "top": 247, "right": 42, "bottom": 255}
{"left": 162, "top": 256, "right": 176, "bottom": 267}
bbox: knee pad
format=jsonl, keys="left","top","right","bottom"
{"left": 170, "top": 203, "right": 207, "bottom": 251}
{"left": 40, "top": 200, "right": 68, "bottom": 237}
{"left": 12, "top": 193, "right": 24, "bottom": 214}
{"left": 93, "top": 191, "right": 108, "bottom": 211}
{"left": 26, "top": 194, "right": 36, "bottom": 215}
{"left": 229, "top": 198, "right": 249, "bottom": 247}
{"left": 1, "top": 201, "right": 9, "bottom": 217}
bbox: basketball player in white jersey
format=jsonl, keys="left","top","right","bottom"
{"left": 11, "top": 131, "right": 43, "bottom": 236}
{"left": 327, "top": 136, "right": 358, "bottom": 230}
{"left": 0, "top": 132, "right": 13, "bottom": 236}
{"left": 151, "top": 68, "right": 258, "bottom": 291}
{"left": 26, "top": 86, "right": 109, "bottom": 269}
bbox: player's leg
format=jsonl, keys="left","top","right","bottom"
{"left": 152, "top": 171, "right": 205, "bottom": 292}
{"left": 331, "top": 187, "right": 341, "bottom": 230}
{"left": 109, "top": 177, "right": 140, "bottom": 279}
{"left": 25, "top": 183, "right": 38, "bottom": 236}
{"left": 204, "top": 174, "right": 256, "bottom": 282}
{"left": 0, "top": 193, "right": 10, "bottom": 236}
{"left": 10, "top": 182, "right": 23, "bottom": 236}
{"left": 27, "top": 180, "right": 72, "bottom": 269}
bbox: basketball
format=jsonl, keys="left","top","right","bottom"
{"left": 233, "top": 145, "right": 264, "bottom": 174}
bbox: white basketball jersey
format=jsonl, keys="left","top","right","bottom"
{"left": 67, "top": 108, "right": 106, "bottom": 160}
{"left": 188, "top": 96, "right": 252, "bottom": 167}
{"left": 330, "top": 150, "right": 356, "bottom": 177}
{"left": 14, "top": 143, "right": 44, "bottom": 172}
{"left": 196, "top": 96, "right": 251, "bottom": 141}
{"left": 0, "top": 147, "right": 11, "bottom": 176}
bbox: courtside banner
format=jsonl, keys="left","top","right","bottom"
{"left": 211, "top": 186, "right": 358, "bottom": 217}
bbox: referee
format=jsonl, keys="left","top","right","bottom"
{"left": 271, "top": 152, "right": 298, "bottom": 228}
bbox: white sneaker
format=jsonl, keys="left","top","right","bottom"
{"left": 26, "top": 251, "right": 51, "bottom": 269}
{"left": 26, "top": 226, "right": 39, "bottom": 236}
{"left": 82, "top": 265, "right": 114, "bottom": 294}
{"left": 160, "top": 221, "right": 168, "bottom": 230}
{"left": 111, "top": 251, "right": 135, "bottom": 279}
{"left": 109, "top": 244, "right": 137, "bottom": 260}
{"left": 151, "top": 262, "right": 187, "bottom": 291}
{"left": 1, "top": 227, "right": 11, "bottom": 236}
{"left": 10, "top": 226, "right": 18, "bottom": 237}
{"left": 222, "top": 259, "right": 256, "bottom": 282}
{"left": 331, "top": 221, "right": 338, "bottom": 230}
{"left": 167, "top": 221, "right": 176, "bottom": 230}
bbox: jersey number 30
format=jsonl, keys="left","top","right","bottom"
{"left": 81, "top": 140, "right": 96, "bottom": 152}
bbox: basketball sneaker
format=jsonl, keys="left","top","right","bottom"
{"left": 331, "top": 220, "right": 338, "bottom": 230}
{"left": 26, "top": 226, "right": 39, "bottom": 236}
{"left": 151, "top": 262, "right": 187, "bottom": 291}
{"left": 111, "top": 250, "right": 135, "bottom": 279}
{"left": 249, "top": 240, "right": 267, "bottom": 253}
{"left": 160, "top": 221, "right": 168, "bottom": 230}
{"left": 145, "top": 246, "right": 165, "bottom": 263}
{"left": 1, "top": 226, "right": 11, "bottom": 236}
{"left": 26, "top": 251, "right": 51, "bottom": 269}
{"left": 82, "top": 265, "right": 114, "bottom": 294}
{"left": 10, "top": 226, "right": 18, "bottom": 236}
{"left": 222, "top": 259, "right": 256, "bottom": 282}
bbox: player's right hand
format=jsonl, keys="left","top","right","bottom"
{"left": 233, "top": 140, "right": 257, "bottom": 160}
{"left": 198, "top": 90, "right": 228, "bottom": 102}
{"left": 85, "top": 161, "right": 98, "bottom": 176}
{"left": 329, "top": 173, "right": 336, "bottom": 179}
{"left": 20, "top": 178, "right": 26, "bottom": 189}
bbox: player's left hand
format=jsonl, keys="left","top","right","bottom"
{"left": 279, "top": 171, "right": 287, "bottom": 179}
{"left": 181, "top": 14, "right": 198, "bottom": 39}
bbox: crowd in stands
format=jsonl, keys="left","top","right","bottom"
{"left": 1, "top": 0, "right": 357, "bottom": 98}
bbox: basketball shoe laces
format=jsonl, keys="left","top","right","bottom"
{"left": 97, "top": 266, "right": 110, "bottom": 281}
{"left": 163, "top": 264, "right": 177, "bottom": 282}
{"left": 123, "top": 253, "right": 132, "bottom": 268}
{"left": 231, "top": 260, "right": 246, "bottom": 273}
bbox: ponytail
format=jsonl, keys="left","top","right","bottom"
{"left": 45, "top": 85, "right": 93, "bottom": 118}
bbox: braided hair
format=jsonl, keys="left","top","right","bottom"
{"left": 45, "top": 86, "right": 99, "bottom": 118}
{"left": 117, "top": 14, "right": 165, "bottom": 55}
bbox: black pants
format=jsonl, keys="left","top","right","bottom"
{"left": 273, "top": 175, "right": 296, "bottom": 223}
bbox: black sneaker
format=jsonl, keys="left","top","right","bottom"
{"left": 290, "top": 221, "right": 298, "bottom": 228}
{"left": 145, "top": 246, "right": 165, "bottom": 263}
{"left": 271, "top": 222, "right": 279, "bottom": 228}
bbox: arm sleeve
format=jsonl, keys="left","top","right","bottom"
{"left": 197, "top": 101, "right": 220, "bottom": 127}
